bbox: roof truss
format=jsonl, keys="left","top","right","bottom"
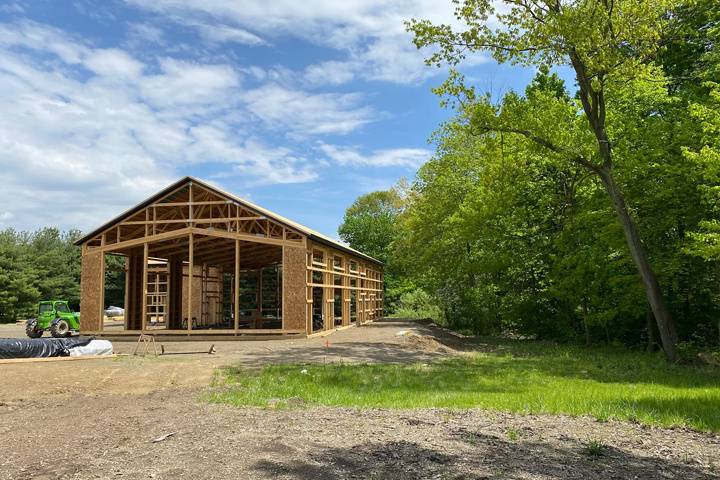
{"left": 84, "top": 180, "right": 305, "bottom": 252}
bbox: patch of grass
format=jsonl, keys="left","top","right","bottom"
{"left": 506, "top": 428, "right": 519, "bottom": 442}
{"left": 582, "top": 439, "right": 606, "bottom": 457}
{"left": 207, "top": 339, "right": 720, "bottom": 432}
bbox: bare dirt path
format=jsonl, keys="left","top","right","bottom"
{"left": 1, "top": 319, "right": 718, "bottom": 479}
{"left": 0, "top": 320, "right": 445, "bottom": 400}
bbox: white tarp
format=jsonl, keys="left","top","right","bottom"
{"left": 68, "top": 340, "right": 113, "bottom": 357}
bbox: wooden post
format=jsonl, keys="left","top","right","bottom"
{"left": 123, "top": 255, "right": 130, "bottom": 330}
{"left": 141, "top": 243, "right": 148, "bottom": 331}
{"left": 342, "top": 271, "right": 349, "bottom": 326}
{"left": 188, "top": 182, "right": 194, "bottom": 228}
{"left": 166, "top": 256, "right": 172, "bottom": 329}
{"left": 234, "top": 239, "right": 240, "bottom": 334}
{"left": 187, "top": 233, "right": 193, "bottom": 333}
{"left": 324, "top": 270, "right": 332, "bottom": 331}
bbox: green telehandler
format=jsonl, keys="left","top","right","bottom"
{"left": 25, "top": 301, "right": 80, "bottom": 338}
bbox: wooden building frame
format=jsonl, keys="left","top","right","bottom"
{"left": 75, "top": 177, "right": 383, "bottom": 337}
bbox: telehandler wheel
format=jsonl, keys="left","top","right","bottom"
{"left": 25, "top": 320, "right": 42, "bottom": 338}
{"left": 50, "top": 318, "right": 71, "bottom": 338}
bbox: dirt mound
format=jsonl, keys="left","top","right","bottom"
{"left": 398, "top": 331, "right": 455, "bottom": 354}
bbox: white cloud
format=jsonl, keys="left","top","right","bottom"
{"left": 0, "top": 12, "right": 439, "bottom": 232}
{"left": 140, "top": 58, "right": 241, "bottom": 108}
{"left": 0, "top": 3, "right": 24, "bottom": 14}
{"left": 189, "top": 22, "right": 265, "bottom": 46}
{"left": 243, "top": 84, "right": 376, "bottom": 136}
{"left": 319, "top": 143, "right": 431, "bottom": 168}
{"left": 125, "top": 0, "right": 477, "bottom": 85}
{"left": 304, "top": 61, "right": 355, "bottom": 86}
{"left": 84, "top": 48, "right": 145, "bottom": 79}
{"left": 126, "top": 22, "right": 165, "bottom": 47}
{"left": 0, "top": 211, "right": 14, "bottom": 228}
{"left": 0, "top": 20, "right": 88, "bottom": 64}
{"left": 0, "top": 22, "right": 330, "bottom": 231}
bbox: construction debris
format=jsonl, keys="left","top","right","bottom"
{"left": 151, "top": 432, "right": 176, "bottom": 443}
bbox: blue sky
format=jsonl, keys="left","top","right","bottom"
{"left": 0, "top": 0, "right": 571, "bottom": 239}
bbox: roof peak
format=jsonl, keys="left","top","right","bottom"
{"left": 75, "top": 176, "right": 382, "bottom": 265}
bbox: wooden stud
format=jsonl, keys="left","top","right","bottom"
{"left": 123, "top": 256, "right": 130, "bottom": 330}
{"left": 187, "top": 233, "right": 193, "bottom": 333}
{"left": 234, "top": 239, "right": 240, "bottom": 334}
{"left": 141, "top": 242, "right": 148, "bottom": 331}
{"left": 188, "top": 182, "right": 194, "bottom": 227}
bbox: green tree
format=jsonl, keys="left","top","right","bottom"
{"left": 338, "top": 182, "right": 411, "bottom": 312}
{"left": 408, "top": 0, "right": 686, "bottom": 361}
{"left": 338, "top": 186, "right": 406, "bottom": 264}
{"left": 0, "top": 230, "right": 40, "bottom": 322}
{"left": 0, "top": 228, "right": 85, "bottom": 322}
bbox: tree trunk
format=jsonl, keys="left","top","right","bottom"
{"left": 597, "top": 168, "right": 679, "bottom": 362}
{"left": 646, "top": 308, "right": 656, "bottom": 352}
{"left": 581, "top": 297, "right": 590, "bottom": 346}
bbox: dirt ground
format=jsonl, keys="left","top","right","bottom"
{"left": 1, "top": 319, "right": 719, "bottom": 480}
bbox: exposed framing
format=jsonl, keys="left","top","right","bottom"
{"left": 76, "top": 177, "right": 383, "bottom": 338}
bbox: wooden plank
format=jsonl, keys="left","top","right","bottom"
{"left": 187, "top": 233, "right": 193, "bottom": 333}
{"left": 154, "top": 200, "right": 231, "bottom": 207}
{"left": 96, "top": 227, "right": 194, "bottom": 253}
{"left": 305, "top": 324, "right": 356, "bottom": 339}
{"left": 189, "top": 228, "right": 294, "bottom": 247}
{"left": 81, "top": 329, "right": 304, "bottom": 335}
{"left": 0, "top": 354, "right": 117, "bottom": 365}
{"left": 123, "top": 255, "right": 130, "bottom": 330}
{"left": 234, "top": 239, "right": 240, "bottom": 333}
{"left": 122, "top": 217, "right": 264, "bottom": 225}
{"left": 141, "top": 242, "right": 148, "bottom": 331}
{"left": 188, "top": 182, "right": 194, "bottom": 227}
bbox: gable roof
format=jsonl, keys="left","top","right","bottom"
{"left": 74, "top": 177, "right": 382, "bottom": 265}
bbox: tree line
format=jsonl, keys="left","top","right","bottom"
{"left": 0, "top": 228, "right": 126, "bottom": 322}
{"left": 339, "top": 0, "right": 720, "bottom": 361}
{"left": 0, "top": 228, "right": 82, "bottom": 322}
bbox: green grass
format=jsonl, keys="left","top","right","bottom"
{"left": 582, "top": 439, "right": 607, "bottom": 457}
{"left": 207, "top": 339, "right": 720, "bottom": 432}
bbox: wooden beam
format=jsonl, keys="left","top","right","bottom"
{"left": 234, "top": 239, "right": 240, "bottom": 334}
{"left": 190, "top": 228, "right": 294, "bottom": 247}
{"left": 95, "top": 227, "right": 194, "bottom": 253}
{"left": 188, "top": 182, "right": 194, "bottom": 227}
{"left": 123, "top": 256, "right": 130, "bottom": 330}
{"left": 154, "top": 200, "right": 231, "bottom": 207}
{"left": 81, "top": 329, "right": 304, "bottom": 336}
{"left": 141, "top": 242, "right": 148, "bottom": 331}
{"left": 187, "top": 233, "right": 193, "bottom": 333}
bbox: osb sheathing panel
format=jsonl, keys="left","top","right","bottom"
{"left": 181, "top": 265, "right": 221, "bottom": 322}
{"left": 283, "top": 245, "right": 306, "bottom": 331}
{"left": 80, "top": 250, "right": 103, "bottom": 332}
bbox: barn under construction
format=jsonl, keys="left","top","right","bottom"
{"left": 75, "top": 177, "right": 384, "bottom": 337}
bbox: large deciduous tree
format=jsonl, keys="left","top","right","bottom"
{"left": 338, "top": 186, "right": 406, "bottom": 264}
{"left": 338, "top": 183, "right": 410, "bottom": 312}
{"left": 408, "top": 0, "right": 684, "bottom": 361}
